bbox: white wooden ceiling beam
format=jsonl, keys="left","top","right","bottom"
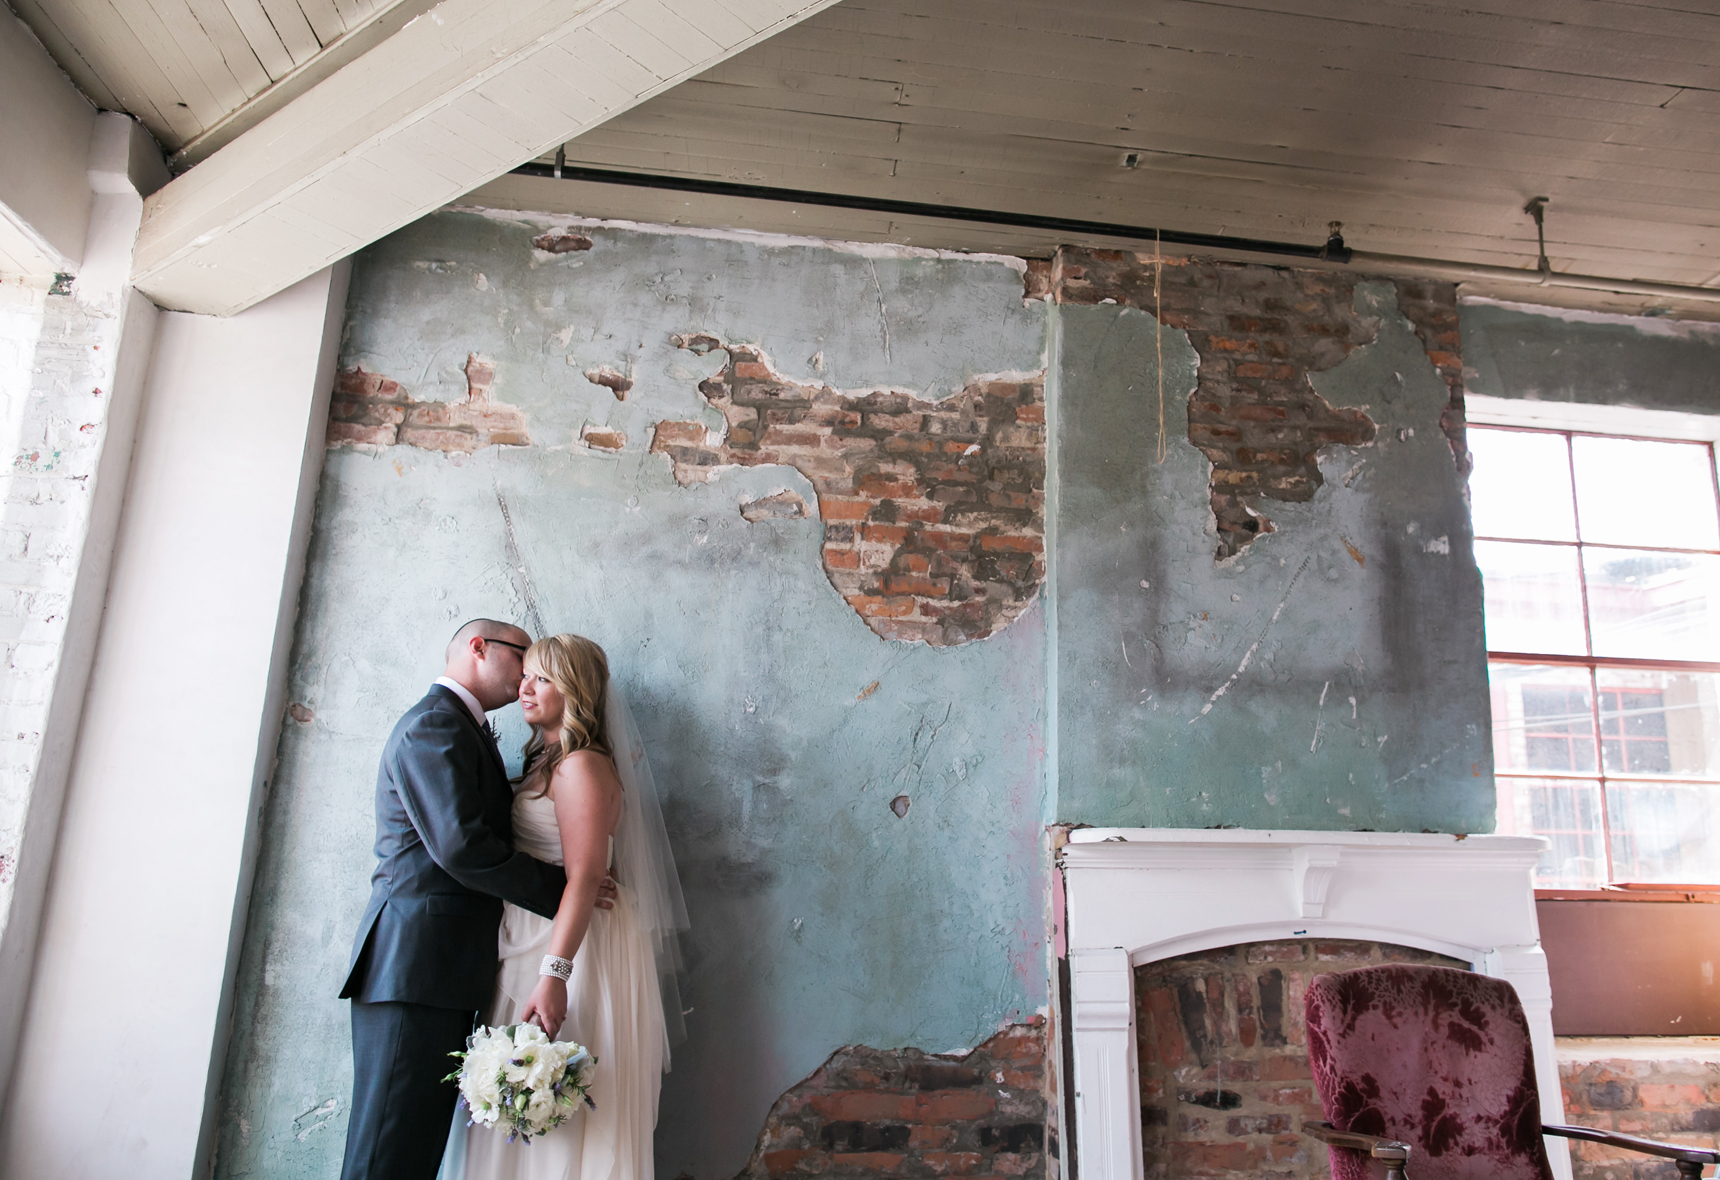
{"left": 131, "top": 0, "right": 841, "bottom": 315}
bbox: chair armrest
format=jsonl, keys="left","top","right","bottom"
{"left": 1545, "top": 1124, "right": 1720, "bottom": 1165}
{"left": 1303, "top": 1122, "right": 1412, "bottom": 1163}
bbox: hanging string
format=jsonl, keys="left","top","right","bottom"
{"left": 1155, "top": 228, "right": 1166, "bottom": 463}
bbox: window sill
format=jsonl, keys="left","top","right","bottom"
{"left": 1537, "top": 885, "right": 1720, "bottom": 903}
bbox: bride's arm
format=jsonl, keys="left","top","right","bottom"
{"left": 518, "top": 751, "right": 622, "bottom": 1038}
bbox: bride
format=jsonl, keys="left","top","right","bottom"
{"left": 441, "top": 633, "right": 688, "bottom": 1180}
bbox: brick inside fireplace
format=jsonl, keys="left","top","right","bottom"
{"left": 1134, "top": 939, "right": 1467, "bottom": 1179}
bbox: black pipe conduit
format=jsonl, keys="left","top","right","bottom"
{"left": 508, "top": 162, "right": 1720, "bottom": 306}
{"left": 511, "top": 161, "right": 1348, "bottom": 263}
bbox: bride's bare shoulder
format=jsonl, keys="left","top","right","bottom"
{"left": 549, "top": 748, "right": 621, "bottom": 792}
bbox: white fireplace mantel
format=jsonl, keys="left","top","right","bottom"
{"left": 1060, "top": 827, "right": 1569, "bottom": 1180}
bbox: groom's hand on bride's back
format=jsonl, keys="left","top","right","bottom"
{"left": 595, "top": 875, "right": 617, "bottom": 910}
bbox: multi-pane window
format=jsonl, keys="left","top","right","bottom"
{"left": 1471, "top": 425, "right": 1720, "bottom": 888}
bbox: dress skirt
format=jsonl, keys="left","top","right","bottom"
{"left": 443, "top": 885, "right": 665, "bottom": 1180}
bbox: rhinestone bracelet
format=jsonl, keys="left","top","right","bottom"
{"left": 540, "top": 954, "right": 574, "bottom": 981}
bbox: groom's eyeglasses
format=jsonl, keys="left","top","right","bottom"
{"left": 483, "top": 638, "right": 530, "bottom": 654}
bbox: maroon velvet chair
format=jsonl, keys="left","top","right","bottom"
{"left": 1303, "top": 964, "right": 1720, "bottom": 1180}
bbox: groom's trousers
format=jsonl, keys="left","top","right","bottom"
{"left": 341, "top": 1000, "right": 476, "bottom": 1180}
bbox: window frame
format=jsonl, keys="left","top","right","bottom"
{"left": 1467, "top": 399, "right": 1720, "bottom": 887}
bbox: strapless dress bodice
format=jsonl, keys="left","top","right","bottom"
{"left": 510, "top": 787, "right": 564, "bottom": 864}
{"left": 511, "top": 785, "right": 616, "bottom": 867}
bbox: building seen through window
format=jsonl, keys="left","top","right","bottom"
{"left": 1471, "top": 424, "right": 1720, "bottom": 888}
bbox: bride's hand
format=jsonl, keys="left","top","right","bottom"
{"left": 594, "top": 875, "right": 617, "bottom": 910}
{"left": 520, "top": 976, "right": 567, "bottom": 1040}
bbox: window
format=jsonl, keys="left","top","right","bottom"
{"left": 1471, "top": 422, "right": 1720, "bottom": 888}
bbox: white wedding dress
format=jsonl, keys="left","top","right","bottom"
{"left": 441, "top": 788, "right": 668, "bottom": 1180}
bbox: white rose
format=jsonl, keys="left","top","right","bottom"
{"left": 523, "top": 1089, "right": 557, "bottom": 1133}
{"left": 523, "top": 1047, "right": 565, "bottom": 1092}
{"left": 470, "top": 1071, "right": 504, "bottom": 1106}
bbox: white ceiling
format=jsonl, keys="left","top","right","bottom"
{"left": 517, "top": 0, "right": 1720, "bottom": 291}
{"left": 14, "top": 0, "right": 1720, "bottom": 310}
{"left": 9, "top": 0, "right": 443, "bottom": 164}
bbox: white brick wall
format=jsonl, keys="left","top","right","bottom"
{"left": 0, "top": 272, "right": 127, "bottom": 919}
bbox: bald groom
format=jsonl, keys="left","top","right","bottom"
{"left": 338, "top": 620, "right": 588, "bottom": 1180}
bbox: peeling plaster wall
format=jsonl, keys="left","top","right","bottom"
{"left": 213, "top": 213, "right": 1051, "bottom": 1180}
{"left": 217, "top": 217, "right": 1506, "bottom": 1180}
{"left": 1462, "top": 299, "right": 1720, "bottom": 415}
{"left": 1053, "top": 277, "right": 1492, "bottom": 831}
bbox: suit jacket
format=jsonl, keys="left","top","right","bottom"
{"left": 341, "top": 684, "right": 565, "bottom": 1009}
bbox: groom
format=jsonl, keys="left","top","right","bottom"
{"left": 338, "top": 619, "right": 609, "bottom": 1180}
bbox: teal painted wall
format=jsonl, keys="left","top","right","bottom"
{"left": 1053, "top": 285, "right": 1492, "bottom": 831}
{"left": 1463, "top": 300, "right": 1720, "bottom": 414}
{"left": 216, "top": 218, "right": 1503, "bottom": 1179}
{"left": 214, "top": 213, "right": 1051, "bottom": 1180}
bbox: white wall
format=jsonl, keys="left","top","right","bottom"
{"left": 0, "top": 114, "right": 164, "bottom": 1118}
{"left": 0, "top": 261, "right": 349, "bottom": 1180}
{"left": 0, "top": 7, "right": 96, "bottom": 277}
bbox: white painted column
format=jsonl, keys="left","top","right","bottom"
{"left": 0, "top": 262, "right": 349, "bottom": 1180}
{"left": 1069, "top": 947, "right": 1142, "bottom": 1180}
{"left": 1483, "top": 945, "right": 1574, "bottom": 1180}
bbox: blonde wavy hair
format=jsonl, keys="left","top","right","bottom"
{"left": 520, "top": 633, "right": 613, "bottom": 793}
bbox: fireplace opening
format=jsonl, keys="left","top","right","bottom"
{"left": 1135, "top": 939, "right": 1467, "bottom": 1179}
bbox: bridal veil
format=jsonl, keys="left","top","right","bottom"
{"left": 604, "top": 682, "right": 690, "bottom": 1054}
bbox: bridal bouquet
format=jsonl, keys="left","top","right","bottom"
{"left": 445, "top": 1023, "right": 597, "bottom": 1143}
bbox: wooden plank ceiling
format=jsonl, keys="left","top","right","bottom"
{"left": 14, "top": 0, "right": 1720, "bottom": 302}
{"left": 9, "top": 0, "right": 436, "bottom": 164}
{"left": 472, "top": 0, "right": 1720, "bottom": 291}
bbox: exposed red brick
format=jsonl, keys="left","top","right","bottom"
{"left": 1637, "top": 1083, "right": 1706, "bottom": 1109}
{"left": 1259, "top": 1054, "right": 1312, "bottom": 1081}
{"left": 846, "top": 594, "right": 917, "bottom": 619}
{"left": 832, "top": 1153, "right": 906, "bottom": 1172}
{"left": 923, "top": 1151, "right": 985, "bottom": 1174}
{"left": 740, "top": 490, "right": 810, "bottom": 521}
{"left": 532, "top": 231, "right": 593, "bottom": 253}
{"left": 327, "top": 420, "right": 396, "bottom": 447}
{"left": 1040, "top": 248, "right": 1471, "bottom": 559}
{"left": 327, "top": 363, "right": 530, "bottom": 453}
{"left": 910, "top": 1125, "right": 957, "bottom": 1150}
{"left": 580, "top": 425, "right": 626, "bottom": 451}
{"left": 1559, "top": 1050, "right": 1720, "bottom": 1180}
{"left": 652, "top": 420, "right": 708, "bottom": 446}
{"left": 914, "top": 1092, "right": 996, "bottom": 1122}
{"left": 735, "top": 1024, "right": 1049, "bottom": 1180}
{"left": 584, "top": 365, "right": 633, "bottom": 400}
{"left": 1173, "top": 1141, "right": 1262, "bottom": 1175}
{"left": 1022, "top": 258, "right": 1054, "bottom": 302}
{"left": 649, "top": 336, "right": 1045, "bottom": 645}
{"left": 810, "top": 1093, "right": 916, "bottom": 1122}
{"left": 1392, "top": 278, "right": 1470, "bottom": 478}
{"left": 763, "top": 1149, "right": 819, "bottom": 1176}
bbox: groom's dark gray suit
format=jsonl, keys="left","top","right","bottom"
{"left": 339, "top": 683, "right": 565, "bottom": 1180}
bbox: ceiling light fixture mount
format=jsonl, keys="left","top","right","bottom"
{"left": 1320, "top": 221, "right": 1351, "bottom": 264}
{"left": 1523, "top": 196, "right": 1552, "bottom": 281}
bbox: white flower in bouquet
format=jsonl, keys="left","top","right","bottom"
{"left": 445, "top": 1023, "right": 596, "bottom": 1142}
